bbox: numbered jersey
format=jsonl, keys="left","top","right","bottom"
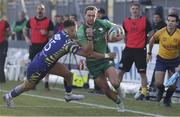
{"left": 27, "top": 31, "right": 80, "bottom": 81}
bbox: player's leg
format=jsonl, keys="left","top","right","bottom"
{"left": 49, "top": 62, "right": 84, "bottom": 102}
{"left": 163, "top": 71, "right": 175, "bottom": 107}
{"left": 105, "top": 66, "right": 120, "bottom": 89}
{"left": 95, "top": 74, "right": 125, "bottom": 112}
{"left": 3, "top": 79, "right": 36, "bottom": 107}
{"left": 155, "top": 55, "right": 171, "bottom": 103}
{"left": 163, "top": 58, "right": 180, "bottom": 107}
{"left": 3, "top": 58, "right": 43, "bottom": 107}
{"left": 105, "top": 66, "right": 126, "bottom": 99}
{"left": 155, "top": 71, "right": 166, "bottom": 102}
{"left": 134, "top": 48, "right": 148, "bottom": 100}
{"left": 95, "top": 74, "right": 117, "bottom": 100}
{"left": 118, "top": 48, "right": 133, "bottom": 83}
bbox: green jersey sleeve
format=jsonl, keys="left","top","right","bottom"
{"left": 96, "top": 19, "right": 115, "bottom": 30}
{"left": 76, "top": 25, "right": 87, "bottom": 45}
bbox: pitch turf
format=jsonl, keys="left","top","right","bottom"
{"left": 0, "top": 81, "right": 180, "bottom": 116}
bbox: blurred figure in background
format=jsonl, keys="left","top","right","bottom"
{"left": 63, "top": 14, "right": 70, "bottom": 21}
{"left": 97, "top": 8, "right": 109, "bottom": 20}
{"left": 12, "top": 11, "right": 28, "bottom": 40}
{"left": 0, "top": 16, "right": 11, "bottom": 83}
{"left": 70, "top": 14, "right": 81, "bottom": 27}
{"left": 23, "top": 4, "right": 54, "bottom": 90}
{"left": 152, "top": 12, "right": 166, "bottom": 32}
{"left": 54, "top": 15, "right": 64, "bottom": 33}
{"left": 148, "top": 12, "right": 166, "bottom": 90}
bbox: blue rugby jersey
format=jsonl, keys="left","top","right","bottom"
{"left": 27, "top": 31, "right": 81, "bottom": 82}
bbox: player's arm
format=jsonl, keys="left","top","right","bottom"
{"left": 147, "top": 34, "right": 156, "bottom": 62}
{"left": 176, "top": 64, "right": 180, "bottom": 72}
{"left": 68, "top": 42, "right": 116, "bottom": 60}
{"left": 76, "top": 27, "right": 93, "bottom": 51}
{"left": 77, "top": 48, "right": 116, "bottom": 59}
{"left": 5, "top": 20, "right": 11, "bottom": 38}
{"left": 23, "top": 19, "right": 31, "bottom": 45}
{"left": 100, "top": 19, "right": 123, "bottom": 42}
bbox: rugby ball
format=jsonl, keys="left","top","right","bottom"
{"left": 107, "top": 25, "right": 125, "bottom": 41}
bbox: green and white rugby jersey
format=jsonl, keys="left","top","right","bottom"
{"left": 76, "top": 19, "right": 114, "bottom": 64}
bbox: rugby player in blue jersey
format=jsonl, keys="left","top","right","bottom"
{"left": 3, "top": 20, "right": 116, "bottom": 107}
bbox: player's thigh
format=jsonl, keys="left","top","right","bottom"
{"left": 134, "top": 49, "right": 147, "bottom": 72}
{"left": 105, "top": 66, "right": 119, "bottom": 87}
{"left": 119, "top": 48, "right": 134, "bottom": 72}
{"left": 95, "top": 74, "right": 109, "bottom": 91}
{"left": 155, "top": 71, "right": 166, "bottom": 86}
{"left": 49, "top": 62, "right": 72, "bottom": 78}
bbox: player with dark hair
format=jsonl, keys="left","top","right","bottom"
{"left": 3, "top": 19, "right": 116, "bottom": 107}
{"left": 147, "top": 14, "right": 180, "bottom": 107}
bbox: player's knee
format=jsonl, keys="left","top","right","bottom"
{"left": 23, "top": 80, "right": 36, "bottom": 91}
{"left": 64, "top": 72, "right": 73, "bottom": 80}
{"left": 168, "top": 85, "right": 176, "bottom": 91}
{"left": 111, "top": 81, "right": 120, "bottom": 89}
{"left": 155, "top": 82, "right": 163, "bottom": 89}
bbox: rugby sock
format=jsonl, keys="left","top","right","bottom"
{"left": 158, "top": 85, "right": 165, "bottom": 93}
{"left": 115, "top": 96, "right": 121, "bottom": 104}
{"left": 64, "top": 80, "right": 72, "bottom": 93}
{"left": 165, "top": 87, "right": 175, "bottom": 99}
{"left": 115, "top": 97, "right": 121, "bottom": 104}
{"left": 10, "top": 85, "right": 24, "bottom": 98}
{"left": 44, "top": 81, "right": 49, "bottom": 88}
{"left": 141, "top": 87, "right": 147, "bottom": 96}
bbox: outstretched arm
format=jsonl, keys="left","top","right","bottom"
{"left": 76, "top": 48, "right": 116, "bottom": 60}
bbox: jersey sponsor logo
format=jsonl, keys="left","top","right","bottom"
{"left": 98, "top": 27, "right": 104, "bottom": 33}
{"left": 173, "top": 38, "right": 178, "bottom": 43}
{"left": 162, "top": 44, "right": 178, "bottom": 50}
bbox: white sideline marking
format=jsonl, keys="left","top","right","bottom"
{"left": 0, "top": 105, "right": 91, "bottom": 108}
{"left": 0, "top": 90, "right": 160, "bottom": 116}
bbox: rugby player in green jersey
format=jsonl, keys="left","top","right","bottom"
{"left": 76, "top": 6, "right": 125, "bottom": 112}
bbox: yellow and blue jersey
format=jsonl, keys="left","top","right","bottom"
{"left": 154, "top": 27, "right": 180, "bottom": 59}
{"left": 27, "top": 31, "right": 81, "bottom": 82}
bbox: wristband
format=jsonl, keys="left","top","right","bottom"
{"left": 104, "top": 53, "right": 110, "bottom": 58}
{"left": 148, "top": 52, "right": 152, "bottom": 55}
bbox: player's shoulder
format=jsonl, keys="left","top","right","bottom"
{"left": 176, "top": 28, "right": 180, "bottom": 33}
{"left": 95, "top": 19, "right": 110, "bottom": 25}
{"left": 156, "top": 27, "right": 166, "bottom": 35}
{"left": 76, "top": 24, "right": 86, "bottom": 38}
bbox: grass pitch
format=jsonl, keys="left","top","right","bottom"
{"left": 0, "top": 81, "right": 180, "bottom": 116}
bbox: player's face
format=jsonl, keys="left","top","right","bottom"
{"left": 85, "top": 10, "right": 97, "bottom": 26}
{"left": 130, "top": 5, "right": 140, "bottom": 18}
{"left": 97, "top": 12, "right": 102, "bottom": 19}
{"left": 167, "top": 16, "right": 177, "bottom": 29}
{"left": 68, "top": 25, "right": 77, "bottom": 39}
{"left": 36, "top": 5, "right": 45, "bottom": 17}
{"left": 153, "top": 15, "right": 161, "bottom": 24}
